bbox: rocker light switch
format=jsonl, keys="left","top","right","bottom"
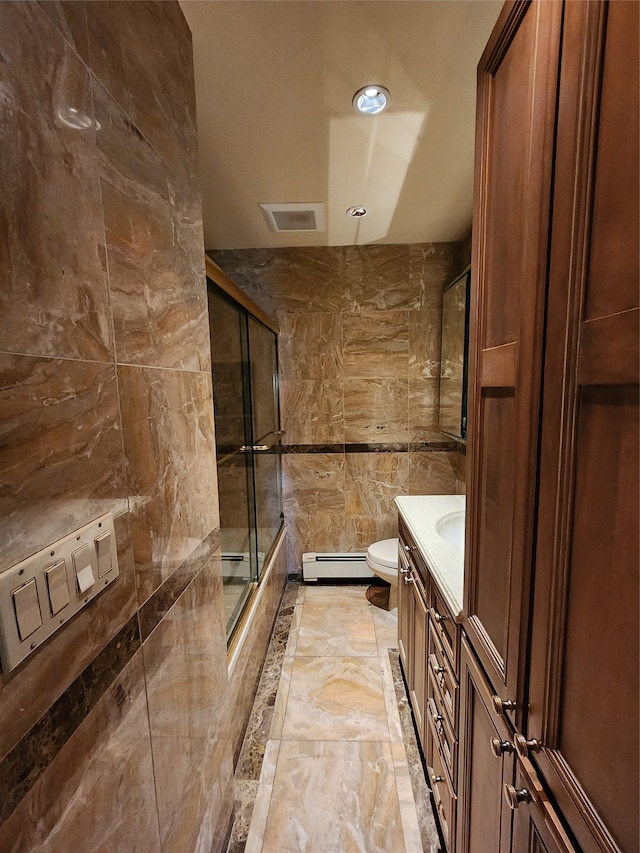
{"left": 45, "top": 560, "right": 70, "bottom": 615}
{"left": 72, "top": 545, "right": 95, "bottom": 594}
{"left": 0, "top": 513, "right": 119, "bottom": 673}
{"left": 95, "top": 531, "right": 113, "bottom": 577}
{"left": 12, "top": 579, "right": 42, "bottom": 641}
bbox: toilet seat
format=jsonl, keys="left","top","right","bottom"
{"left": 367, "top": 538, "right": 399, "bottom": 570}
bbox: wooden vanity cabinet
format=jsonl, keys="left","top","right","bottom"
{"left": 397, "top": 522, "right": 429, "bottom": 746}
{"left": 463, "top": 1, "right": 639, "bottom": 852}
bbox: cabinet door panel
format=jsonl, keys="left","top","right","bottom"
{"left": 465, "top": 0, "right": 562, "bottom": 713}
{"left": 511, "top": 758, "right": 578, "bottom": 853}
{"left": 457, "top": 637, "right": 514, "bottom": 853}
{"left": 527, "top": 2, "right": 639, "bottom": 851}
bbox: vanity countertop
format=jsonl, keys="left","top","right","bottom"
{"left": 395, "top": 494, "right": 465, "bottom": 622}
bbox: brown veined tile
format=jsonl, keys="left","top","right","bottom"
{"left": 37, "top": 0, "right": 89, "bottom": 59}
{"left": 279, "top": 313, "right": 342, "bottom": 380}
{"left": 343, "top": 311, "right": 409, "bottom": 378}
{"left": 344, "top": 452, "right": 408, "bottom": 518}
{"left": 118, "top": 365, "right": 219, "bottom": 605}
{"left": 0, "top": 3, "right": 112, "bottom": 361}
{"left": 142, "top": 559, "right": 228, "bottom": 847}
{"left": 0, "top": 355, "right": 127, "bottom": 573}
{"left": 409, "top": 309, "right": 442, "bottom": 380}
{"left": 0, "top": 652, "right": 161, "bottom": 853}
{"left": 344, "top": 244, "right": 410, "bottom": 311}
{"left": 408, "top": 371, "right": 443, "bottom": 442}
{"left": 285, "top": 510, "right": 349, "bottom": 571}
{"left": 280, "top": 380, "right": 344, "bottom": 444}
{"left": 287, "top": 247, "right": 344, "bottom": 313}
{"left": 86, "top": 0, "right": 197, "bottom": 185}
{"left": 345, "top": 513, "right": 400, "bottom": 552}
{"left": 408, "top": 451, "right": 457, "bottom": 495}
{"left": 208, "top": 248, "right": 287, "bottom": 320}
{"left": 408, "top": 242, "right": 463, "bottom": 309}
{"left": 344, "top": 376, "right": 409, "bottom": 444}
{"left": 283, "top": 453, "right": 345, "bottom": 514}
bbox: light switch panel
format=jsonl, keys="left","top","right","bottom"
{"left": 95, "top": 531, "right": 113, "bottom": 577}
{"left": 72, "top": 545, "right": 95, "bottom": 594}
{"left": 0, "top": 513, "right": 119, "bottom": 673}
{"left": 45, "top": 560, "right": 70, "bottom": 616}
{"left": 12, "top": 579, "right": 42, "bottom": 641}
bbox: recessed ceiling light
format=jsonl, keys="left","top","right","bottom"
{"left": 346, "top": 206, "right": 367, "bottom": 217}
{"left": 353, "top": 85, "right": 390, "bottom": 115}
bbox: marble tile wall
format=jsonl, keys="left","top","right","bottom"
{"left": 0, "top": 3, "right": 282, "bottom": 849}
{"left": 211, "top": 244, "right": 468, "bottom": 567}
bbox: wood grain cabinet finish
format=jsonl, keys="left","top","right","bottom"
{"left": 464, "top": 0, "right": 563, "bottom": 724}
{"left": 464, "top": 1, "right": 639, "bottom": 852}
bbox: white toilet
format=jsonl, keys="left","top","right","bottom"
{"left": 366, "top": 538, "right": 399, "bottom": 610}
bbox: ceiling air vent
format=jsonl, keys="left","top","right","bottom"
{"left": 259, "top": 202, "right": 325, "bottom": 233}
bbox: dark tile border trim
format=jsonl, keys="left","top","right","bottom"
{"left": 282, "top": 441, "right": 458, "bottom": 454}
{"left": 0, "top": 615, "right": 140, "bottom": 825}
{"left": 138, "top": 528, "right": 221, "bottom": 641}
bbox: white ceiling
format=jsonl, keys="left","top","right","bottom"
{"left": 180, "top": 1, "right": 502, "bottom": 250}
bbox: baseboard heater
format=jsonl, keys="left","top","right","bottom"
{"left": 302, "top": 552, "right": 374, "bottom": 582}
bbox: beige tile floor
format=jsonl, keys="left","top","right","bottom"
{"left": 244, "top": 584, "right": 424, "bottom": 853}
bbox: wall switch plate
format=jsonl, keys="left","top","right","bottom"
{"left": 0, "top": 513, "right": 119, "bottom": 673}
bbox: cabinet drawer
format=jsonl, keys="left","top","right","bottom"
{"left": 428, "top": 673, "right": 458, "bottom": 787}
{"left": 429, "top": 621, "right": 458, "bottom": 728}
{"left": 430, "top": 584, "right": 458, "bottom": 669}
{"left": 428, "top": 726, "right": 457, "bottom": 851}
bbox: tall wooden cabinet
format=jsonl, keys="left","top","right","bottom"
{"left": 462, "top": 1, "right": 639, "bottom": 852}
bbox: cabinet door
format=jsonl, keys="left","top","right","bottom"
{"left": 465, "top": 0, "right": 562, "bottom": 719}
{"left": 456, "top": 636, "right": 514, "bottom": 853}
{"left": 510, "top": 758, "right": 578, "bottom": 853}
{"left": 397, "top": 545, "right": 412, "bottom": 675}
{"left": 526, "top": 3, "right": 639, "bottom": 851}
{"left": 409, "top": 576, "right": 428, "bottom": 745}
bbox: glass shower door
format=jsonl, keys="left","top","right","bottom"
{"left": 207, "top": 288, "right": 258, "bottom": 641}
{"left": 248, "top": 316, "right": 283, "bottom": 577}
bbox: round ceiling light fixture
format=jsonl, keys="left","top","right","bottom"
{"left": 346, "top": 206, "right": 368, "bottom": 217}
{"left": 352, "top": 85, "right": 390, "bottom": 115}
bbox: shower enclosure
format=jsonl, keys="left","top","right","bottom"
{"left": 206, "top": 260, "right": 284, "bottom": 644}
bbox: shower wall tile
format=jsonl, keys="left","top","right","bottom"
{"left": 37, "top": 1, "right": 89, "bottom": 58}
{"left": 96, "top": 82, "right": 208, "bottom": 371}
{"left": 0, "top": 355, "right": 127, "bottom": 574}
{"left": 0, "top": 652, "right": 161, "bottom": 853}
{"left": 344, "top": 245, "right": 410, "bottom": 311}
{"left": 408, "top": 451, "right": 457, "bottom": 495}
{"left": 409, "top": 309, "right": 442, "bottom": 379}
{"left": 287, "top": 247, "right": 344, "bottom": 313}
{"left": 0, "top": 2, "right": 112, "bottom": 362}
{"left": 280, "top": 379, "right": 344, "bottom": 444}
{"left": 142, "top": 557, "right": 227, "bottom": 848}
{"left": 118, "top": 365, "right": 219, "bottom": 606}
{"left": 207, "top": 248, "right": 288, "bottom": 318}
{"left": 344, "top": 376, "right": 409, "bottom": 444}
{"left": 85, "top": 0, "right": 198, "bottom": 186}
{"left": 409, "top": 243, "right": 461, "bottom": 309}
{"left": 279, "top": 313, "right": 342, "bottom": 380}
{"left": 409, "top": 372, "right": 442, "bottom": 442}
{"left": 343, "top": 311, "right": 410, "bottom": 377}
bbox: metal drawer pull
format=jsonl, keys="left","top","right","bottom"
{"left": 431, "top": 775, "right": 444, "bottom": 785}
{"left": 403, "top": 574, "right": 414, "bottom": 584}
{"left": 428, "top": 698, "right": 444, "bottom": 724}
{"left": 503, "top": 783, "right": 531, "bottom": 810}
{"left": 404, "top": 544, "right": 412, "bottom": 553}
{"left": 490, "top": 737, "right": 514, "bottom": 758}
{"left": 491, "top": 695, "right": 517, "bottom": 716}
{"left": 429, "top": 653, "right": 445, "bottom": 675}
{"left": 514, "top": 734, "right": 541, "bottom": 757}
{"left": 433, "top": 611, "right": 447, "bottom": 624}
{"left": 400, "top": 566, "right": 411, "bottom": 575}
